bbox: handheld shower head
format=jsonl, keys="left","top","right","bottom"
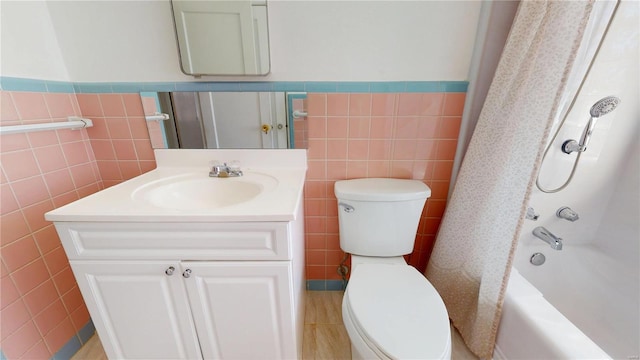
{"left": 590, "top": 96, "right": 620, "bottom": 118}
{"left": 562, "top": 96, "right": 621, "bottom": 154}
{"left": 581, "top": 96, "right": 621, "bottom": 151}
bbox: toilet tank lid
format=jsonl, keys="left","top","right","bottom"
{"left": 335, "top": 178, "right": 431, "bottom": 201}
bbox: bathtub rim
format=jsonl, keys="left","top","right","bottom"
{"left": 494, "top": 268, "right": 611, "bottom": 360}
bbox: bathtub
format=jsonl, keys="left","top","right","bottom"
{"left": 495, "top": 244, "right": 639, "bottom": 360}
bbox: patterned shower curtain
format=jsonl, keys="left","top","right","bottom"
{"left": 425, "top": 1, "right": 597, "bottom": 358}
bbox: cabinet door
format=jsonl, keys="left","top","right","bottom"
{"left": 71, "top": 261, "right": 202, "bottom": 359}
{"left": 182, "top": 262, "right": 296, "bottom": 359}
{"left": 171, "top": 0, "right": 258, "bottom": 75}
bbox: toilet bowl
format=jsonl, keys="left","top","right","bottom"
{"left": 342, "top": 256, "right": 451, "bottom": 360}
{"left": 334, "top": 178, "right": 451, "bottom": 359}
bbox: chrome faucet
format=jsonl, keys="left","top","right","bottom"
{"left": 209, "top": 162, "right": 243, "bottom": 178}
{"left": 532, "top": 226, "right": 563, "bottom": 250}
{"left": 556, "top": 206, "right": 579, "bottom": 222}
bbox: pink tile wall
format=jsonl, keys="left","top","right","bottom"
{"left": 76, "top": 94, "right": 156, "bottom": 188}
{"left": 0, "top": 91, "right": 156, "bottom": 359}
{"left": 303, "top": 92, "right": 464, "bottom": 280}
{"left": 1, "top": 91, "right": 98, "bottom": 359}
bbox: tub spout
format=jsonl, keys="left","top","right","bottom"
{"left": 532, "top": 226, "right": 563, "bottom": 250}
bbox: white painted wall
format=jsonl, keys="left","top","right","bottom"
{"left": 267, "top": 1, "right": 480, "bottom": 81}
{"left": 1, "top": 0, "right": 481, "bottom": 82}
{"left": 45, "top": 0, "right": 180, "bottom": 82}
{"left": 0, "top": 0, "right": 70, "bottom": 80}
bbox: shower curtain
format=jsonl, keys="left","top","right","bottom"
{"left": 425, "top": 1, "right": 597, "bottom": 358}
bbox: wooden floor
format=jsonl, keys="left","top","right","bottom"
{"left": 71, "top": 291, "right": 476, "bottom": 360}
{"left": 303, "top": 292, "right": 351, "bottom": 359}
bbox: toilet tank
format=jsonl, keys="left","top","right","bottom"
{"left": 334, "top": 178, "right": 431, "bottom": 257}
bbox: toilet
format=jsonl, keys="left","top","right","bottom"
{"left": 335, "top": 178, "right": 451, "bottom": 360}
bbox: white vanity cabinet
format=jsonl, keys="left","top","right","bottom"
{"left": 45, "top": 149, "right": 308, "bottom": 359}
{"left": 182, "top": 261, "right": 295, "bottom": 359}
{"left": 55, "top": 220, "right": 305, "bottom": 360}
{"left": 69, "top": 260, "right": 202, "bottom": 359}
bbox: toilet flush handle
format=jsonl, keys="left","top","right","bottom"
{"left": 339, "top": 202, "right": 355, "bottom": 213}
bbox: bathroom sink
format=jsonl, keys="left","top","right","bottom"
{"left": 132, "top": 172, "right": 278, "bottom": 210}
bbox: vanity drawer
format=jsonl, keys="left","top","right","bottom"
{"left": 55, "top": 222, "right": 291, "bottom": 261}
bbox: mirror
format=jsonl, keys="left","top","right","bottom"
{"left": 140, "top": 92, "right": 308, "bottom": 149}
{"left": 170, "top": 0, "right": 270, "bottom": 76}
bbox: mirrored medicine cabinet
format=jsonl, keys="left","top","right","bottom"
{"left": 170, "top": 0, "right": 271, "bottom": 76}
{"left": 139, "top": 92, "right": 308, "bottom": 150}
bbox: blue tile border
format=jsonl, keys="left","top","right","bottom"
{"left": 273, "top": 82, "right": 305, "bottom": 92}
{"left": 140, "top": 82, "right": 177, "bottom": 92}
{"left": 1, "top": 77, "right": 467, "bottom": 94}
{"left": 45, "top": 80, "right": 76, "bottom": 93}
{"left": 73, "top": 83, "right": 114, "bottom": 94}
{"left": 77, "top": 319, "right": 96, "bottom": 344}
{"left": 406, "top": 81, "right": 443, "bottom": 92}
{"left": 370, "top": 82, "right": 407, "bottom": 92}
{"left": 336, "top": 82, "right": 371, "bottom": 92}
{"left": 238, "top": 82, "right": 275, "bottom": 92}
{"left": 306, "top": 280, "right": 346, "bottom": 291}
{"left": 442, "top": 81, "right": 469, "bottom": 92}
{"left": 0, "top": 320, "right": 95, "bottom": 360}
{"left": 52, "top": 336, "right": 81, "bottom": 360}
{"left": 50, "top": 320, "right": 95, "bottom": 360}
{"left": 110, "top": 82, "right": 147, "bottom": 93}
{"left": 0, "top": 77, "right": 48, "bottom": 92}
{"left": 307, "top": 280, "right": 326, "bottom": 291}
{"left": 304, "top": 82, "right": 338, "bottom": 92}
{"left": 326, "top": 280, "right": 346, "bottom": 291}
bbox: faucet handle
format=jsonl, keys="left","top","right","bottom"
{"left": 227, "top": 160, "right": 242, "bottom": 176}
{"left": 557, "top": 206, "right": 579, "bottom": 222}
{"left": 227, "top": 160, "right": 240, "bottom": 171}
{"left": 525, "top": 207, "right": 539, "bottom": 221}
{"left": 209, "top": 160, "right": 225, "bottom": 176}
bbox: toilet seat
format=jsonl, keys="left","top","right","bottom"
{"left": 344, "top": 264, "right": 451, "bottom": 359}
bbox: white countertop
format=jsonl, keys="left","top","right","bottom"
{"left": 45, "top": 149, "right": 307, "bottom": 223}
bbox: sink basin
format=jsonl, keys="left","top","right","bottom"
{"left": 132, "top": 172, "right": 278, "bottom": 210}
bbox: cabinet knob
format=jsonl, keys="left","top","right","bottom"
{"left": 165, "top": 266, "right": 175, "bottom": 276}
{"left": 182, "top": 269, "right": 192, "bottom": 278}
